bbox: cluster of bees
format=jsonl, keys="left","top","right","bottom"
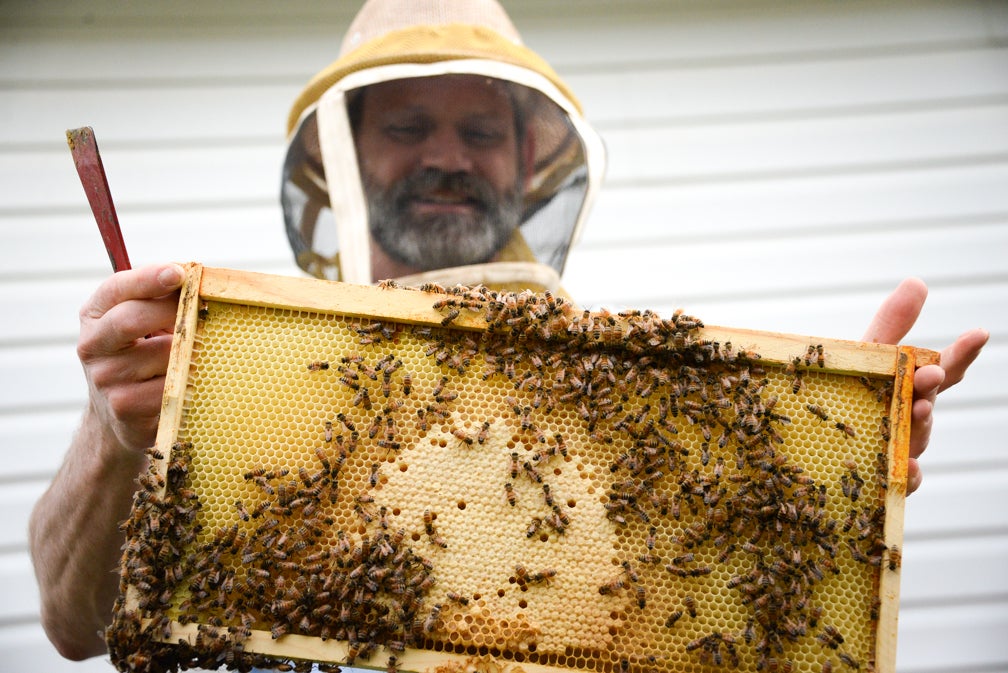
{"left": 107, "top": 281, "right": 897, "bottom": 673}
{"left": 422, "top": 284, "right": 894, "bottom": 672}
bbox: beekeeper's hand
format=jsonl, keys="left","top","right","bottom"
{"left": 861, "top": 277, "right": 989, "bottom": 495}
{"left": 76, "top": 263, "right": 184, "bottom": 452}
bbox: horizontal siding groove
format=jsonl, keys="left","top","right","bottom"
{"left": 0, "top": 197, "right": 279, "bottom": 221}
{"left": 0, "top": 267, "right": 104, "bottom": 285}
{"left": 923, "top": 457, "right": 1008, "bottom": 477}
{"left": 0, "top": 471, "right": 58, "bottom": 488}
{"left": 0, "top": 543, "right": 28, "bottom": 556}
{"left": 0, "top": 401, "right": 89, "bottom": 417}
{"left": 577, "top": 273, "right": 1008, "bottom": 309}
{"left": 594, "top": 92, "right": 1008, "bottom": 132}
{"left": 904, "top": 526, "right": 1008, "bottom": 544}
{"left": 602, "top": 152, "right": 1008, "bottom": 189}
{"left": 552, "top": 39, "right": 1008, "bottom": 75}
{"left": 901, "top": 592, "right": 1008, "bottom": 611}
{"left": 0, "top": 615, "right": 40, "bottom": 628}
{"left": 0, "top": 16, "right": 359, "bottom": 34}
{"left": 935, "top": 396, "right": 1008, "bottom": 415}
{"left": 1, "top": 39, "right": 1002, "bottom": 84}
{"left": 576, "top": 211, "right": 1008, "bottom": 249}
{"left": 903, "top": 664, "right": 1008, "bottom": 673}
{"left": 0, "top": 135, "right": 283, "bottom": 155}
{"left": 0, "top": 73, "right": 304, "bottom": 92}
{"left": 0, "top": 336, "right": 77, "bottom": 350}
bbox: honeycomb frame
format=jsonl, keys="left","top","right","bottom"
{"left": 108, "top": 264, "right": 937, "bottom": 673}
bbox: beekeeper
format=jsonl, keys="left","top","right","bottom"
{"left": 28, "top": 0, "right": 988, "bottom": 662}
{"left": 280, "top": 0, "right": 603, "bottom": 292}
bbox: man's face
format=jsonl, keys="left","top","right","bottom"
{"left": 354, "top": 75, "right": 526, "bottom": 273}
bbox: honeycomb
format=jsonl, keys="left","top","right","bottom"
{"left": 108, "top": 265, "right": 918, "bottom": 673}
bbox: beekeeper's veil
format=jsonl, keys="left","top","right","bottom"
{"left": 281, "top": 0, "right": 605, "bottom": 291}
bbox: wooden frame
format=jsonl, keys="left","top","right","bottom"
{"left": 110, "top": 264, "right": 937, "bottom": 673}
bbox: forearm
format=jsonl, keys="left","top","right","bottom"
{"left": 29, "top": 405, "right": 147, "bottom": 660}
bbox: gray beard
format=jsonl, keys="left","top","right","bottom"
{"left": 365, "top": 168, "right": 523, "bottom": 272}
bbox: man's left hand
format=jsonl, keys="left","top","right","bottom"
{"left": 861, "top": 277, "right": 989, "bottom": 494}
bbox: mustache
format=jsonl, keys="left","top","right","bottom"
{"left": 393, "top": 168, "right": 497, "bottom": 210}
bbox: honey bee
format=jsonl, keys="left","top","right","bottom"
{"left": 553, "top": 507, "right": 571, "bottom": 529}
{"left": 887, "top": 544, "right": 902, "bottom": 571}
{"left": 436, "top": 388, "right": 458, "bottom": 403}
{"left": 837, "top": 652, "right": 860, "bottom": 671}
{"left": 446, "top": 591, "right": 469, "bottom": 606}
{"left": 528, "top": 568, "right": 557, "bottom": 584}
{"left": 501, "top": 453, "right": 518, "bottom": 481}
{"left": 684, "top": 594, "right": 697, "bottom": 618}
{"left": 598, "top": 577, "right": 625, "bottom": 595}
{"left": 476, "top": 420, "right": 491, "bottom": 444}
{"left": 336, "top": 413, "right": 356, "bottom": 433}
{"left": 806, "top": 403, "right": 829, "bottom": 422}
{"left": 621, "top": 559, "right": 640, "bottom": 583}
{"left": 665, "top": 610, "right": 683, "bottom": 628}
{"left": 353, "top": 385, "right": 373, "bottom": 410}
{"left": 423, "top": 604, "right": 442, "bottom": 633}
{"left": 645, "top": 525, "right": 657, "bottom": 550}
{"left": 307, "top": 360, "right": 330, "bottom": 371}
{"left": 505, "top": 482, "right": 516, "bottom": 506}
{"left": 452, "top": 427, "right": 473, "bottom": 446}
{"left": 835, "top": 421, "right": 857, "bottom": 439}
{"left": 365, "top": 416, "right": 383, "bottom": 440}
{"left": 817, "top": 624, "right": 845, "bottom": 649}
{"left": 440, "top": 308, "right": 460, "bottom": 326}
{"left": 526, "top": 516, "right": 542, "bottom": 538}
{"left": 786, "top": 356, "right": 804, "bottom": 393}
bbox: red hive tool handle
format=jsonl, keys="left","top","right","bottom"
{"left": 66, "top": 126, "right": 132, "bottom": 272}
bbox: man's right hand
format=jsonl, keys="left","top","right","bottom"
{"left": 77, "top": 263, "right": 185, "bottom": 453}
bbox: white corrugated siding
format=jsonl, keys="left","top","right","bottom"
{"left": 0, "top": 1, "right": 1005, "bottom": 671}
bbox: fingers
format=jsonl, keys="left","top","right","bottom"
{"left": 861, "top": 279, "right": 988, "bottom": 499}
{"left": 82, "top": 263, "right": 185, "bottom": 322}
{"left": 78, "top": 264, "right": 185, "bottom": 358}
{"left": 902, "top": 328, "right": 987, "bottom": 498}
{"left": 861, "top": 277, "right": 928, "bottom": 344}
{"left": 905, "top": 459, "right": 922, "bottom": 496}
{"left": 75, "top": 264, "right": 184, "bottom": 453}
{"left": 913, "top": 364, "right": 944, "bottom": 408}
{"left": 86, "top": 333, "right": 174, "bottom": 393}
{"left": 937, "top": 327, "right": 989, "bottom": 393}
{"left": 104, "top": 375, "right": 169, "bottom": 448}
{"left": 908, "top": 395, "right": 935, "bottom": 461}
